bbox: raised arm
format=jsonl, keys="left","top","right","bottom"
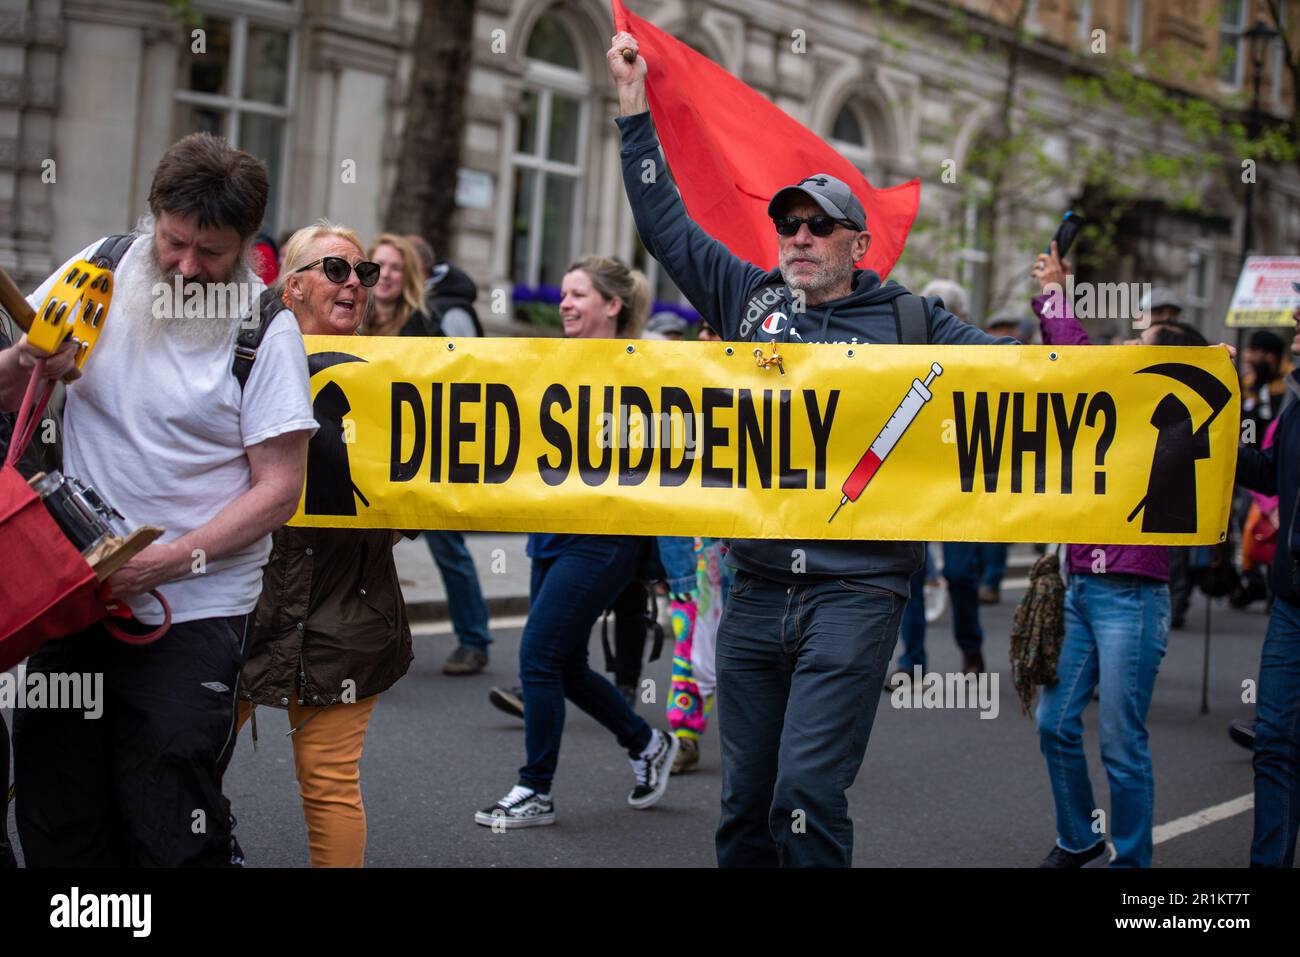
{"left": 1030, "top": 241, "right": 1090, "bottom": 346}
{"left": 608, "top": 32, "right": 768, "bottom": 339}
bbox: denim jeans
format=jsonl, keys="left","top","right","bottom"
{"left": 1036, "top": 574, "right": 1170, "bottom": 868}
{"left": 898, "top": 543, "right": 982, "bottom": 671}
{"left": 517, "top": 536, "right": 652, "bottom": 792}
{"left": 715, "top": 572, "right": 903, "bottom": 867}
{"left": 1251, "top": 595, "right": 1300, "bottom": 866}
{"left": 977, "top": 543, "right": 1008, "bottom": 590}
{"left": 423, "top": 530, "right": 492, "bottom": 653}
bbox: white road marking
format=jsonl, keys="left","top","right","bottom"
{"left": 1153, "top": 793, "right": 1254, "bottom": 845}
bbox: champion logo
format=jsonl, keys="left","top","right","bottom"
{"left": 761, "top": 311, "right": 788, "bottom": 335}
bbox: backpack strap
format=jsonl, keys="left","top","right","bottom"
{"left": 232, "top": 288, "right": 281, "bottom": 391}
{"left": 89, "top": 234, "right": 137, "bottom": 271}
{"left": 892, "top": 293, "right": 932, "bottom": 345}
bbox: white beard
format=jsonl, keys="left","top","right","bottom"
{"left": 118, "top": 216, "right": 258, "bottom": 349}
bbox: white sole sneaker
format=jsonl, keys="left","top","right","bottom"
{"left": 628, "top": 730, "right": 679, "bottom": 809}
{"left": 474, "top": 807, "right": 556, "bottom": 829}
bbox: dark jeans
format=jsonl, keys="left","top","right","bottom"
{"left": 715, "top": 572, "right": 904, "bottom": 867}
{"left": 518, "top": 537, "right": 652, "bottom": 792}
{"left": 14, "top": 614, "right": 248, "bottom": 867}
{"left": 611, "top": 579, "right": 649, "bottom": 688}
{"left": 1168, "top": 546, "right": 1192, "bottom": 622}
{"left": 424, "top": 530, "right": 493, "bottom": 653}
{"left": 1252, "top": 595, "right": 1300, "bottom": 866}
{"left": 898, "top": 542, "right": 983, "bottom": 671}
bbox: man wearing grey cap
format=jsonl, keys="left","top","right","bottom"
{"left": 1137, "top": 286, "right": 1185, "bottom": 329}
{"left": 609, "top": 33, "right": 1014, "bottom": 868}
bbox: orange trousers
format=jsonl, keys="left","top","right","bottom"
{"left": 237, "top": 696, "right": 377, "bottom": 868}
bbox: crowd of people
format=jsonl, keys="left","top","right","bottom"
{"left": 0, "top": 31, "right": 1296, "bottom": 870}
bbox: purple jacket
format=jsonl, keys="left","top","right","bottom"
{"left": 1032, "top": 292, "right": 1169, "bottom": 583}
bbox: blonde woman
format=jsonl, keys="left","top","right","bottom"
{"left": 475, "top": 255, "right": 679, "bottom": 829}
{"left": 368, "top": 231, "right": 495, "bottom": 676}
{"left": 236, "top": 221, "right": 413, "bottom": 867}
{"left": 365, "top": 232, "right": 437, "bottom": 337}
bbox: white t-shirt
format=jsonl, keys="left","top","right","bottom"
{"left": 28, "top": 237, "right": 318, "bottom": 624}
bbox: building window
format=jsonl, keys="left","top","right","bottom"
{"left": 828, "top": 102, "right": 877, "bottom": 180}
{"left": 173, "top": 11, "right": 295, "bottom": 233}
{"left": 1185, "top": 246, "right": 1214, "bottom": 329}
{"left": 510, "top": 13, "right": 589, "bottom": 290}
{"left": 1220, "top": 0, "right": 1248, "bottom": 88}
{"left": 1272, "top": 1, "right": 1287, "bottom": 103}
{"left": 1127, "top": 0, "right": 1144, "bottom": 54}
{"left": 957, "top": 189, "right": 991, "bottom": 326}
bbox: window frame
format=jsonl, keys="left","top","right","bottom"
{"left": 1127, "top": 0, "right": 1144, "bottom": 55}
{"left": 173, "top": 6, "right": 298, "bottom": 232}
{"left": 511, "top": 29, "right": 590, "bottom": 289}
{"left": 1219, "top": 0, "right": 1249, "bottom": 90}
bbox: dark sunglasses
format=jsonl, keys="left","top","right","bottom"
{"left": 295, "top": 256, "right": 380, "bottom": 287}
{"left": 773, "top": 214, "right": 858, "bottom": 238}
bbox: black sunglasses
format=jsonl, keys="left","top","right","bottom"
{"left": 773, "top": 214, "right": 859, "bottom": 238}
{"left": 295, "top": 256, "right": 380, "bottom": 287}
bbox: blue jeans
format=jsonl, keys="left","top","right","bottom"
{"left": 423, "top": 530, "right": 492, "bottom": 653}
{"left": 517, "top": 536, "right": 652, "bottom": 791}
{"left": 898, "top": 543, "right": 982, "bottom": 671}
{"left": 1036, "top": 574, "right": 1170, "bottom": 868}
{"left": 715, "top": 572, "right": 904, "bottom": 867}
{"left": 977, "top": 543, "right": 1008, "bottom": 590}
{"left": 1252, "top": 595, "right": 1300, "bottom": 866}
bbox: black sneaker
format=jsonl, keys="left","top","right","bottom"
{"left": 474, "top": 785, "right": 555, "bottom": 829}
{"left": 628, "top": 729, "right": 678, "bottom": 809}
{"left": 488, "top": 685, "right": 524, "bottom": 719}
{"left": 1038, "top": 841, "right": 1109, "bottom": 868}
{"left": 1228, "top": 719, "right": 1256, "bottom": 751}
{"left": 443, "top": 645, "right": 488, "bottom": 675}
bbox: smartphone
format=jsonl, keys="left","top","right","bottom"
{"left": 1046, "top": 211, "right": 1086, "bottom": 258}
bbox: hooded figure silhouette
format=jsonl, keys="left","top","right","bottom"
{"left": 304, "top": 352, "right": 370, "bottom": 516}
{"left": 1127, "top": 362, "right": 1231, "bottom": 535}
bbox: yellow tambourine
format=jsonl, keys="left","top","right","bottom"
{"left": 26, "top": 259, "right": 114, "bottom": 369}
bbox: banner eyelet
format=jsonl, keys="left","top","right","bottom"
{"left": 447, "top": 342, "right": 456, "bottom": 351}
{"left": 846, "top": 349, "right": 855, "bottom": 358}
{"left": 725, "top": 347, "right": 734, "bottom": 356}
{"left": 626, "top": 345, "right": 635, "bottom": 354}
{"left": 1049, "top": 352, "right": 1058, "bottom": 361}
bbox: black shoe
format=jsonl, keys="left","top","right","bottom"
{"left": 1228, "top": 719, "right": 1256, "bottom": 751}
{"left": 628, "top": 729, "right": 678, "bottom": 809}
{"left": 443, "top": 645, "right": 488, "bottom": 675}
{"left": 488, "top": 685, "right": 525, "bottom": 719}
{"left": 1038, "top": 841, "right": 1108, "bottom": 868}
{"left": 474, "top": 785, "right": 555, "bottom": 828}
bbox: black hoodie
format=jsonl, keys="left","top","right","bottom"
{"left": 618, "top": 110, "right": 1015, "bottom": 595}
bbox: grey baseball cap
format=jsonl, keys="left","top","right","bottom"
{"left": 644, "top": 311, "right": 688, "bottom": 336}
{"left": 768, "top": 174, "right": 867, "bottom": 231}
{"left": 1139, "top": 286, "right": 1184, "bottom": 312}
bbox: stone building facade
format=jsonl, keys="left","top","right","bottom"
{"left": 1, "top": 0, "right": 1295, "bottom": 341}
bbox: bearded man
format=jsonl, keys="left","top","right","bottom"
{"left": 10, "top": 133, "right": 317, "bottom": 866}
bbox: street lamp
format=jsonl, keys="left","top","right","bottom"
{"left": 1236, "top": 17, "right": 1279, "bottom": 355}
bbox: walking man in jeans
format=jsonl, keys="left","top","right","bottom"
{"left": 608, "top": 33, "right": 1013, "bottom": 867}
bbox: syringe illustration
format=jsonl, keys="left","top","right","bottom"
{"left": 829, "top": 362, "right": 944, "bottom": 523}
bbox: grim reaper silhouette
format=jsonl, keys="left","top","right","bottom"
{"left": 1126, "top": 362, "right": 1232, "bottom": 534}
{"left": 304, "top": 352, "right": 371, "bottom": 516}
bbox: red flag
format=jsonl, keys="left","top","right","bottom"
{"left": 612, "top": 0, "right": 919, "bottom": 278}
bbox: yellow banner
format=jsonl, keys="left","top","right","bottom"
{"left": 290, "top": 336, "right": 1239, "bottom": 544}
